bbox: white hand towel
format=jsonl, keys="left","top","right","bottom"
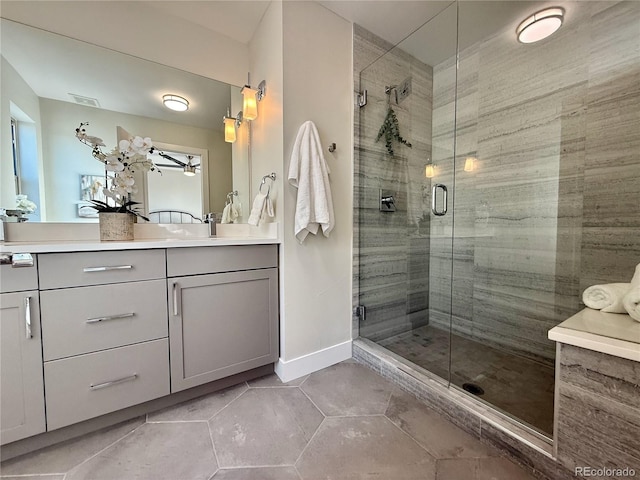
{"left": 247, "top": 192, "right": 274, "bottom": 226}
{"left": 582, "top": 283, "right": 631, "bottom": 313}
{"left": 288, "top": 120, "right": 335, "bottom": 243}
{"left": 623, "top": 264, "right": 640, "bottom": 322}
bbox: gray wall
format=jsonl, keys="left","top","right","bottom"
{"left": 429, "top": 1, "right": 640, "bottom": 364}
{"left": 354, "top": 25, "right": 433, "bottom": 341}
{"left": 557, "top": 344, "right": 640, "bottom": 477}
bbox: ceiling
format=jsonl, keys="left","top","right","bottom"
{"left": 1, "top": 18, "right": 235, "bottom": 131}
{"left": 2, "top": 1, "right": 559, "bottom": 129}
{"left": 143, "top": 1, "right": 270, "bottom": 45}
{"left": 141, "top": 1, "right": 556, "bottom": 67}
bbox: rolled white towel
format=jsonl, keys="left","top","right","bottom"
{"left": 623, "top": 287, "right": 640, "bottom": 322}
{"left": 582, "top": 283, "right": 631, "bottom": 313}
{"left": 623, "top": 263, "right": 640, "bottom": 321}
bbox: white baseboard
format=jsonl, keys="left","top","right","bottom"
{"left": 275, "top": 340, "right": 352, "bottom": 383}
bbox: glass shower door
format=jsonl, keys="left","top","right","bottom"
{"left": 356, "top": 3, "right": 458, "bottom": 384}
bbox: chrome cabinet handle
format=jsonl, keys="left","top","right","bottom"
{"left": 86, "top": 312, "right": 135, "bottom": 324}
{"left": 25, "top": 296, "right": 32, "bottom": 339}
{"left": 173, "top": 282, "right": 180, "bottom": 316}
{"left": 431, "top": 183, "right": 448, "bottom": 216}
{"left": 90, "top": 374, "right": 138, "bottom": 390}
{"left": 83, "top": 265, "right": 133, "bottom": 273}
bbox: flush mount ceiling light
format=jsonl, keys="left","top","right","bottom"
{"left": 516, "top": 7, "right": 564, "bottom": 44}
{"left": 162, "top": 94, "right": 189, "bottom": 112}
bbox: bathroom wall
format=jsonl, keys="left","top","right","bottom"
{"left": 429, "top": 0, "right": 640, "bottom": 363}
{"left": 354, "top": 25, "right": 433, "bottom": 342}
{"left": 248, "top": 0, "right": 285, "bottom": 233}
{"left": 278, "top": 1, "right": 353, "bottom": 365}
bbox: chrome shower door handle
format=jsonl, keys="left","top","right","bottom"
{"left": 431, "top": 184, "right": 448, "bottom": 216}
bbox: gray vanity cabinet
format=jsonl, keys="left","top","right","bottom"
{"left": 167, "top": 246, "right": 279, "bottom": 392}
{"left": 38, "top": 249, "right": 170, "bottom": 430}
{"left": 1, "top": 257, "right": 46, "bottom": 445}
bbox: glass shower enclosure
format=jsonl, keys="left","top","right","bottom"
{"left": 356, "top": 0, "right": 640, "bottom": 438}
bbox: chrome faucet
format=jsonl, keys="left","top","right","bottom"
{"left": 204, "top": 213, "right": 217, "bottom": 237}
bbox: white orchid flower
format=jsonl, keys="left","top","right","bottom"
{"left": 76, "top": 124, "right": 158, "bottom": 209}
{"left": 118, "top": 139, "right": 136, "bottom": 156}
{"left": 103, "top": 189, "right": 117, "bottom": 201}
{"left": 105, "top": 156, "right": 125, "bottom": 172}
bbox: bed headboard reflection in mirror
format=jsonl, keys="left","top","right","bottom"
{"left": 0, "top": 18, "right": 250, "bottom": 224}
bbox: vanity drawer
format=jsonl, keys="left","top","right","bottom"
{"left": 38, "top": 249, "right": 166, "bottom": 289}
{"left": 44, "top": 338, "right": 169, "bottom": 430}
{"left": 40, "top": 279, "right": 168, "bottom": 361}
{"left": 167, "top": 245, "right": 277, "bottom": 277}
{"left": 0, "top": 256, "right": 38, "bottom": 293}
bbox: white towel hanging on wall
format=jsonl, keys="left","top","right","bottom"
{"left": 288, "top": 120, "right": 335, "bottom": 243}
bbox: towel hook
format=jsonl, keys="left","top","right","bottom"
{"left": 328, "top": 143, "right": 337, "bottom": 153}
{"left": 259, "top": 172, "right": 276, "bottom": 195}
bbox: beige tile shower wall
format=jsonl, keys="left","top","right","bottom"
{"left": 354, "top": 25, "right": 433, "bottom": 341}
{"left": 429, "top": 1, "right": 640, "bottom": 364}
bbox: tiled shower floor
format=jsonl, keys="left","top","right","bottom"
{"left": 377, "top": 325, "right": 555, "bottom": 436}
{"left": 0, "top": 361, "right": 536, "bottom": 480}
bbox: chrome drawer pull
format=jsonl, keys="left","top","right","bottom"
{"left": 83, "top": 265, "right": 133, "bottom": 273}
{"left": 25, "top": 296, "right": 32, "bottom": 339}
{"left": 172, "top": 282, "right": 180, "bottom": 316}
{"left": 86, "top": 312, "right": 135, "bottom": 324}
{"left": 90, "top": 374, "right": 138, "bottom": 390}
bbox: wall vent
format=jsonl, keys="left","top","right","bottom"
{"left": 69, "top": 93, "right": 100, "bottom": 108}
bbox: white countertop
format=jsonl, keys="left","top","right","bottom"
{"left": 0, "top": 236, "right": 279, "bottom": 253}
{"left": 0, "top": 222, "right": 279, "bottom": 253}
{"left": 549, "top": 308, "right": 640, "bottom": 362}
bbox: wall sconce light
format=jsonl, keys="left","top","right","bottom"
{"left": 162, "top": 94, "right": 189, "bottom": 112}
{"left": 241, "top": 79, "right": 266, "bottom": 121}
{"left": 464, "top": 157, "right": 476, "bottom": 172}
{"left": 223, "top": 109, "right": 243, "bottom": 143}
{"left": 425, "top": 164, "right": 436, "bottom": 179}
{"left": 516, "top": 7, "right": 564, "bottom": 44}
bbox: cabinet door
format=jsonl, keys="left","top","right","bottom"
{"left": 1, "top": 291, "right": 46, "bottom": 444}
{"left": 168, "top": 268, "right": 278, "bottom": 392}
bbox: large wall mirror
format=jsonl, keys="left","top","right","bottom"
{"left": 1, "top": 18, "right": 250, "bottom": 224}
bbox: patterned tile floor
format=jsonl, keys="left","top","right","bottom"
{"left": 0, "top": 361, "right": 536, "bottom": 480}
{"left": 377, "top": 325, "right": 556, "bottom": 436}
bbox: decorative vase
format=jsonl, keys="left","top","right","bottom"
{"left": 99, "top": 212, "right": 134, "bottom": 241}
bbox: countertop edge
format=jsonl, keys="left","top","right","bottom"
{"left": 0, "top": 237, "right": 280, "bottom": 253}
{"left": 548, "top": 326, "right": 640, "bottom": 362}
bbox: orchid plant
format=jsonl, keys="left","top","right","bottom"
{"left": 75, "top": 122, "right": 159, "bottom": 219}
{"left": 15, "top": 194, "right": 37, "bottom": 214}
